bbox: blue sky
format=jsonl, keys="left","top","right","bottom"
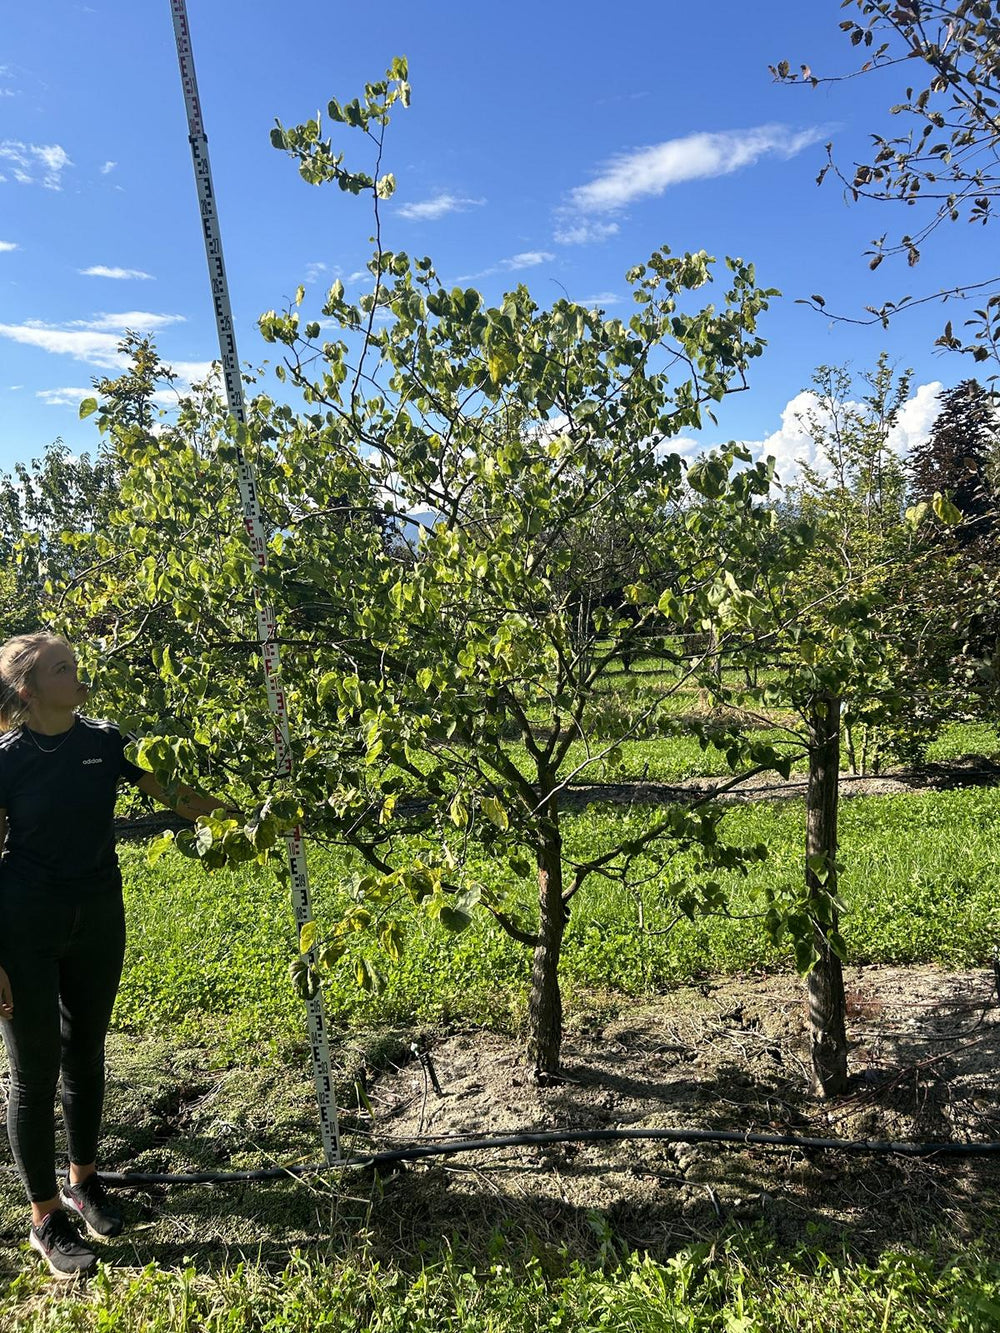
{"left": 1, "top": 1, "right": 993, "bottom": 479}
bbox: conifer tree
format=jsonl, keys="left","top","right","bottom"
{"left": 908, "top": 380, "right": 999, "bottom": 553}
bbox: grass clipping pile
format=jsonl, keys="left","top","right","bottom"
{"left": 357, "top": 967, "right": 1000, "bottom": 1253}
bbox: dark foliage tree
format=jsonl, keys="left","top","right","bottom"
{"left": 908, "top": 379, "right": 1000, "bottom": 551}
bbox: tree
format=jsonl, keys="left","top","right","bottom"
{"left": 45, "top": 63, "right": 814, "bottom": 1077}
{"left": 908, "top": 378, "right": 999, "bottom": 550}
{"left": 774, "top": 1, "right": 1000, "bottom": 363}
{"left": 777, "top": 354, "right": 967, "bottom": 774}
{"left": 710, "top": 355, "right": 966, "bottom": 1094}
{"left": 0, "top": 437, "right": 123, "bottom": 639}
{"left": 909, "top": 377, "right": 1000, "bottom": 688}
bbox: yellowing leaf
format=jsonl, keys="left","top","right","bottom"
{"left": 482, "top": 796, "right": 509, "bottom": 831}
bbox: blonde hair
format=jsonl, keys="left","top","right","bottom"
{"left": 0, "top": 633, "right": 72, "bottom": 732}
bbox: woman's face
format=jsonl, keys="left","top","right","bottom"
{"left": 23, "top": 642, "right": 90, "bottom": 715}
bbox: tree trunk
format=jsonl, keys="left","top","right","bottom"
{"left": 806, "top": 691, "right": 849, "bottom": 1098}
{"left": 527, "top": 810, "right": 566, "bottom": 1077}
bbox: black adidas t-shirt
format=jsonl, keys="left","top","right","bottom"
{"left": 0, "top": 716, "right": 146, "bottom": 894}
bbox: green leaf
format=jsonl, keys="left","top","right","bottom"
{"left": 318, "top": 939, "right": 346, "bottom": 969}
{"left": 299, "top": 920, "right": 318, "bottom": 955}
{"left": 931, "top": 491, "right": 963, "bottom": 526}
{"left": 317, "top": 672, "right": 341, "bottom": 706}
{"left": 355, "top": 956, "right": 375, "bottom": 991}
{"left": 78, "top": 397, "right": 98, "bottom": 420}
{"left": 146, "top": 831, "right": 174, "bottom": 867}
{"left": 380, "top": 921, "right": 405, "bottom": 962}
{"left": 806, "top": 853, "right": 830, "bottom": 884}
{"left": 905, "top": 501, "right": 929, "bottom": 529}
{"left": 289, "top": 956, "right": 320, "bottom": 1000}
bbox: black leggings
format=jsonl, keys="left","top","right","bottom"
{"left": 0, "top": 881, "right": 125, "bottom": 1202}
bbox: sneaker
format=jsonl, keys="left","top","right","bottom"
{"left": 60, "top": 1174, "right": 124, "bottom": 1240}
{"left": 29, "top": 1209, "right": 97, "bottom": 1279}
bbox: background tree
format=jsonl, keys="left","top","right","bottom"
{"left": 777, "top": 354, "right": 966, "bottom": 774}
{"left": 909, "top": 376, "right": 1000, "bottom": 695}
{"left": 908, "top": 378, "right": 999, "bottom": 550}
{"left": 0, "top": 438, "right": 122, "bottom": 640}
{"left": 707, "top": 355, "right": 965, "bottom": 1094}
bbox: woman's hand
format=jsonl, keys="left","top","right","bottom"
{"left": 0, "top": 966, "right": 12, "bottom": 1021}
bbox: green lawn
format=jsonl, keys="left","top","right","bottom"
{"left": 114, "top": 784, "right": 1000, "bottom": 1048}
{"left": 5, "top": 746, "right": 1000, "bottom": 1329}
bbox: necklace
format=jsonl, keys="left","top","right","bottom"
{"left": 22, "top": 718, "right": 77, "bottom": 754}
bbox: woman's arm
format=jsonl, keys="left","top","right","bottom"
{"left": 134, "top": 772, "right": 241, "bottom": 823}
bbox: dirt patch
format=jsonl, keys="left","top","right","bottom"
{"left": 1, "top": 966, "right": 999, "bottom": 1275}
{"left": 566, "top": 755, "right": 1000, "bottom": 809}
{"left": 355, "top": 965, "right": 1000, "bottom": 1254}
{"left": 112, "top": 756, "right": 1000, "bottom": 844}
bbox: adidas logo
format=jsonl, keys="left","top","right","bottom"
{"left": 82, "top": 758, "right": 103, "bottom": 766}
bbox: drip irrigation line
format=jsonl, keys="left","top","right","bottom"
{"left": 94, "top": 1125, "right": 1000, "bottom": 1186}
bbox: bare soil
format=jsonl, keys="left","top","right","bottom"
{"left": 2, "top": 966, "right": 999, "bottom": 1275}
{"left": 354, "top": 965, "right": 1000, "bottom": 1254}
{"left": 565, "top": 754, "right": 1000, "bottom": 809}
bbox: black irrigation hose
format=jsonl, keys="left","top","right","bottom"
{"left": 95, "top": 1126, "right": 1000, "bottom": 1186}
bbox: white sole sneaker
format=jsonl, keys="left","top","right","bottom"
{"left": 28, "top": 1226, "right": 96, "bottom": 1280}
{"left": 59, "top": 1194, "right": 104, "bottom": 1242}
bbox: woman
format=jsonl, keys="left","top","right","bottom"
{"left": 0, "top": 632, "right": 237, "bottom": 1279}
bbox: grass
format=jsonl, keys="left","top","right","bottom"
{"left": 4, "top": 1229, "right": 1000, "bottom": 1331}
{"left": 113, "top": 784, "right": 1000, "bottom": 1049}
{"left": 4, "top": 717, "right": 1000, "bottom": 1328}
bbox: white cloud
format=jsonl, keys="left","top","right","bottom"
{"left": 0, "top": 141, "right": 72, "bottom": 189}
{"left": 347, "top": 269, "right": 369, "bottom": 283}
{"left": 745, "top": 381, "right": 944, "bottom": 486}
{"left": 500, "top": 251, "right": 554, "bottom": 271}
{"left": 0, "top": 240, "right": 17, "bottom": 252}
{"left": 398, "top": 193, "right": 485, "bottom": 221}
{"left": 68, "top": 311, "right": 185, "bottom": 332}
{"left": 99, "top": 161, "right": 117, "bottom": 175}
{"left": 80, "top": 265, "right": 154, "bottom": 280}
{"left": 571, "top": 291, "right": 622, "bottom": 308}
{"left": 0, "top": 313, "right": 198, "bottom": 376}
{"left": 885, "top": 380, "right": 943, "bottom": 456}
{"left": 36, "top": 386, "right": 97, "bottom": 408}
{"left": 0, "top": 322, "right": 124, "bottom": 368}
{"left": 163, "top": 359, "right": 218, "bottom": 385}
{"left": 569, "top": 124, "right": 829, "bottom": 213}
{"left": 457, "top": 250, "right": 556, "bottom": 282}
{"left": 38, "top": 385, "right": 180, "bottom": 409}
{"left": 554, "top": 219, "right": 620, "bottom": 245}
{"left": 304, "top": 260, "right": 341, "bottom": 284}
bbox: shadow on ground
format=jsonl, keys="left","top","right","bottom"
{"left": 1, "top": 966, "right": 999, "bottom": 1283}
